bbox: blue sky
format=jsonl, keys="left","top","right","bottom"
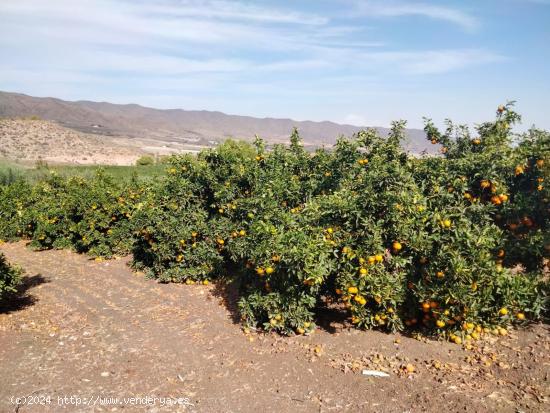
{"left": 0, "top": 0, "right": 549, "bottom": 129}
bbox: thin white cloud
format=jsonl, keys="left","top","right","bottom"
{"left": 351, "top": 1, "right": 478, "bottom": 31}
{"left": 521, "top": 0, "right": 550, "bottom": 4}
{"left": 136, "top": 0, "right": 329, "bottom": 25}
{"left": 0, "top": 0, "right": 328, "bottom": 26}
{"left": 77, "top": 52, "right": 249, "bottom": 75}
{"left": 343, "top": 113, "right": 369, "bottom": 126}
{"left": 404, "top": 50, "right": 505, "bottom": 74}
{"left": 357, "top": 49, "right": 506, "bottom": 74}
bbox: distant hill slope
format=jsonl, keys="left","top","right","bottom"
{"left": 0, "top": 91, "right": 432, "bottom": 153}
{"left": 0, "top": 118, "right": 142, "bottom": 165}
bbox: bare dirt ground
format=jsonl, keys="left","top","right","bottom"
{"left": 0, "top": 118, "right": 212, "bottom": 166}
{"left": 0, "top": 118, "right": 143, "bottom": 165}
{"left": 0, "top": 241, "right": 548, "bottom": 413}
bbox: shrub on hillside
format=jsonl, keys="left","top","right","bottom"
{"left": 136, "top": 155, "right": 155, "bottom": 166}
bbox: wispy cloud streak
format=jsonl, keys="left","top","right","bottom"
{"left": 349, "top": 1, "right": 478, "bottom": 31}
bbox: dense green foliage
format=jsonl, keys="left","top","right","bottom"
{"left": 0, "top": 252, "right": 21, "bottom": 300}
{"left": 0, "top": 105, "right": 548, "bottom": 342}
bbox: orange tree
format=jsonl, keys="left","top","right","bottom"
{"left": 416, "top": 104, "right": 549, "bottom": 339}
{"left": 504, "top": 127, "right": 549, "bottom": 271}
{"left": 7, "top": 171, "right": 145, "bottom": 257}
{"left": 68, "top": 173, "right": 145, "bottom": 257}
{"left": 225, "top": 133, "right": 335, "bottom": 334}
{"left": 0, "top": 252, "right": 21, "bottom": 300}
{"left": 25, "top": 174, "right": 75, "bottom": 251}
{"left": 0, "top": 180, "right": 33, "bottom": 241}
{"left": 0, "top": 105, "right": 547, "bottom": 340}
{"left": 304, "top": 124, "right": 429, "bottom": 332}
{"left": 131, "top": 151, "right": 230, "bottom": 283}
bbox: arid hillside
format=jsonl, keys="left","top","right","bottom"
{"left": 0, "top": 118, "right": 143, "bottom": 165}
